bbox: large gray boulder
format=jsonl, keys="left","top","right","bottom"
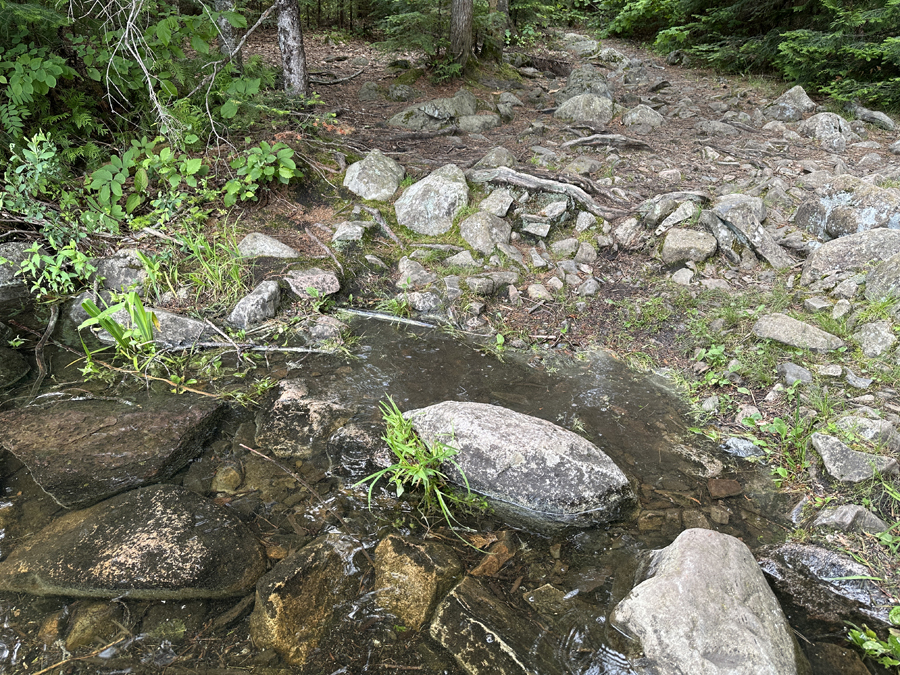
{"left": 555, "top": 65, "right": 612, "bottom": 104}
{"left": 0, "top": 396, "right": 223, "bottom": 508}
{"left": 752, "top": 313, "right": 844, "bottom": 352}
{"left": 554, "top": 94, "right": 615, "bottom": 127}
{"left": 0, "top": 347, "right": 29, "bottom": 389}
{"left": 388, "top": 90, "right": 477, "bottom": 131}
{"left": 798, "top": 112, "right": 855, "bottom": 153}
{"left": 764, "top": 85, "right": 816, "bottom": 122}
{"left": 238, "top": 233, "right": 300, "bottom": 258}
{"left": 404, "top": 401, "right": 636, "bottom": 527}
{"left": 459, "top": 212, "right": 511, "bottom": 255}
{"left": 810, "top": 433, "right": 898, "bottom": 483}
{"left": 794, "top": 174, "right": 900, "bottom": 240}
{"left": 623, "top": 104, "right": 664, "bottom": 133}
{"left": 395, "top": 164, "right": 469, "bottom": 236}
{"left": 609, "top": 529, "right": 810, "bottom": 675}
{"left": 0, "top": 484, "right": 266, "bottom": 599}
{"left": 94, "top": 249, "right": 148, "bottom": 292}
{"left": 661, "top": 228, "right": 717, "bottom": 264}
{"left": 801, "top": 229, "right": 900, "bottom": 286}
{"left": 865, "top": 251, "right": 900, "bottom": 301}
{"left": 0, "top": 242, "right": 37, "bottom": 302}
{"left": 342, "top": 149, "right": 405, "bottom": 201}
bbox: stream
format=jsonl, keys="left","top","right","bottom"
{"left": 0, "top": 311, "right": 800, "bottom": 674}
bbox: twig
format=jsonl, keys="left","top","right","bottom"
{"left": 385, "top": 126, "right": 460, "bottom": 142}
{"left": 29, "top": 303, "right": 59, "bottom": 401}
{"left": 33, "top": 637, "right": 128, "bottom": 675}
{"left": 527, "top": 300, "right": 546, "bottom": 314}
{"left": 358, "top": 205, "right": 403, "bottom": 249}
{"left": 560, "top": 133, "right": 652, "bottom": 151}
{"left": 204, "top": 318, "right": 245, "bottom": 363}
{"left": 339, "top": 308, "right": 435, "bottom": 328}
{"left": 141, "top": 226, "right": 182, "bottom": 245}
{"left": 241, "top": 444, "right": 375, "bottom": 567}
{"left": 189, "top": 342, "right": 337, "bottom": 354}
{"left": 305, "top": 227, "right": 344, "bottom": 275}
{"left": 310, "top": 68, "right": 365, "bottom": 85}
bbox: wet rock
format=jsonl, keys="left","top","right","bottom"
{"left": 459, "top": 114, "right": 501, "bottom": 133}
{"left": 397, "top": 257, "right": 437, "bottom": 289}
{"left": 776, "top": 362, "right": 813, "bottom": 386}
{"left": 0, "top": 242, "right": 35, "bottom": 301}
{"left": 553, "top": 93, "right": 615, "bottom": 126}
{"left": 94, "top": 249, "right": 148, "bottom": 292}
{"left": 0, "top": 395, "right": 222, "bottom": 508}
{"left": 250, "top": 534, "right": 362, "bottom": 667}
{"left": 865, "top": 251, "right": 900, "bottom": 301}
{"left": 800, "top": 229, "right": 900, "bottom": 286}
{"left": 711, "top": 195, "right": 793, "bottom": 269}
{"left": 660, "top": 228, "right": 717, "bottom": 264}
{"left": 813, "top": 505, "right": 888, "bottom": 533}
{"left": 764, "top": 85, "right": 816, "bottom": 122}
{"left": 853, "top": 320, "right": 896, "bottom": 357}
{"left": 803, "top": 642, "right": 871, "bottom": 675}
{"left": 473, "top": 146, "right": 517, "bottom": 170}
{"left": 405, "top": 401, "right": 635, "bottom": 527}
{"left": 430, "top": 576, "right": 565, "bottom": 675}
{"left": 0, "top": 484, "right": 265, "bottom": 599}
{"left": 757, "top": 542, "right": 894, "bottom": 635}
{"left": 0, "top": 347, "right": 28, "bottom": 388}
{"left": 389, "top": 90, "right": 477, "bottom": 131}
{"left": 88, "top": 305, "right": 217, "bottom": 348}
{"left": 794, "top": 175, "right": 900, "bottom": 240}
{"left": 609, "top": 529, "right": 810, "bottom": 675}
{"left": 374, "top": 535, "right": 462, "bottom": 630}
{"left": 283, "top": 267, "right": 340, "bottom": 299}
{"left": 459, "top": 212, "right": 511, "bottom": 255}
{"left": 211, "top": 463, "right": 243, "bottom": 493}
{"left": 65, "top": 601, "right": 125, "bottom": 651}
{"left": 721, "top": 437, "right": 765, "bottom": 458}
{"left": 753, "top": 313, "right": 844, "bottom": 352}
{"left": 254, "top": 379, "right": 352, "bottom": 459}
{"left": 238, "top": 233, "right": 300, "bottom": 258}
{"left": 555, "top": 65, "right": 611, "bottom": 104}
{"left": 141, "top": 599, "right": 207, "bottom": 642}
{"left": 343, "top": 149, "right": 405, "bottom": 202}
{"left": 395, "top": 164, "right": 469, "bottom": 236}
{"left": 227, "top": 280, "right": 280, "bottom": 329}
{"left": 707, "top": 478, "right": 742, "bottom": 499}
{"left": 809, "top": 432, "right": 898, "bottom": 483}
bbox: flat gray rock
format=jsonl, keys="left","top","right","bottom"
{"left": 343, "top": 149, "right": 405, "bottom": 202}
{"left": 458, "top": 114, "right": 501, "bottom": 134}
{"left": 623, "top": 104, "right": 664, "bottom": 130}
{"left": 865, "top": 251, "right": 900, "bottom": 301}
{"left": 478, "top": 188, "right": 514, "bottom": 217}
{"left": 0, "top": 396, "right": 223, "bottom": 508}
{"left": 404, "top": 401, "right": 635, "bottom": 527}
{"left": 397, "top": 257, "right": 437, "bottom": 289}
{"left": 395, "top": 164, "right": 469, "bottom": 236}
{"left": 835, "top": 416, "right": 900, "bottom": 453}
{"left": 227, "top": 280, "right": 280, "bottom": 328}
{"left": 711, "top": 195, "right": 793, "bottom": 269}
{"left": 388, "top": 91, "right": 477, "bottom": 131}
{"left": 94, "top": 249, "right": 148, "bottom": 292}
{"left": 801, "top": 230, "right": 900, "bottom": 286}
{"left": 283, "top": 267, "right": 340, "bottom": 299}
{"left": 660, "top": 228, "right": 717, "bottom": 264}
{"left": 459, "top": 212, "right": 511, "bottom": 255}
{"left": 473, "top": 147, "right": 517, "bottom": 170}
{"left": 0, "top": 484, "right": 265, "bottom": 599}
{"left": 776, "top": 362, "right": 813, "bottom": 386}
{"left": 753, "top": 313, "right": 844, "bottom": 352}
{"left": 609, "top": 529, "right": 810, "bottom": 675}
{"left": 814, "top": 505, "right": 888, "bottom": 533}
{"left": 238, "top": 233, "right": 300, "bottom": 258}
{"left": 810, "top": 433, "right": 898, "bottom": 483}
{"left": 794, "top": 175, "right": 900, "bottom": 240}
{"left": 853, "top": 320, "right": 896, "bottom": 357}
{"left": 553, "top": 93, "right": 615, "bottom": 126}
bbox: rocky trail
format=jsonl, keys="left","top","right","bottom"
{"left": 0, "top": 27, "right": 899, "bottom": 675}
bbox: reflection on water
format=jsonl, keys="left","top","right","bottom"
{"left": 0, "top": 316, "right": 793, "bottom": 674}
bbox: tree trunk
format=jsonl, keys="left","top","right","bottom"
{"left": 450, "top": 0, "right": 473, "bottom": 68}
{"left": 214, "top": 0, "right": 241, "bottom": 67}
{"left": 276, "top": 0, "right": 309, "bottom": 95}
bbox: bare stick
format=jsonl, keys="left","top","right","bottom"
{"left": 241, "top": 444, "right": 375, "bottom": 567}
{"left": 29, "top": 303, "right": 59, "bottom": 401}
{"left": 310, "top": 68, "right": 365, "bottom": 85}
{"left": 358, "top": 205, "right": 403, "bottom": 249}
{"left": 204, "top": 318, "right": 245, "bottom": 363}
{"left": 560, "top": 133, "right": 651, "bottom": 151}
{"left": 305, "top": 227, "right": 344, "bottom": 275}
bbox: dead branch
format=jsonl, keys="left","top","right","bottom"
{"left": 384, "top": 126, "right": 460, "bottom": 142}
{"left": 305, "top": 227, "right": 344, "bottom": 274}
{"left": 466, "top": 166, "right": 630, "bottom": 219}
{"left": 310, "top": 68, "right": 365, "bottom": 85}
{"left": 358, "top": 204, "right": 403, "bottom": 249}
{"left": 560, "top": 134, "right": 652, "bottom": 151}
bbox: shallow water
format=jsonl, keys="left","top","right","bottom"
{"left": 0, "top": 315, "right": 795, "bottom": 674}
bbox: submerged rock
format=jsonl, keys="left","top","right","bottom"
{"left": 0, "top": 484, "right": 265, "bottom": 599}
{"left": 609, "top": 529, "right": 811, "bottom": 675}
{"left": 0, "top": 347, "right": 29, "bottom": 388}
{"left": 250, "top": 534, "right": 362, "bottom": 667}
{"left": 404, "top": 401, "right": 635, "bottom": 527}
{"left": 0, "top": 396, "right": 223, "bottom": 508}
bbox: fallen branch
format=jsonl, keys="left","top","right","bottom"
{"left": 29, "top": 303, "right": 59, "bottom": 400}
{"left": 466, "top": 166, "right": 629, "bottom": 220}
{"left": 560, "top": 134, "right": 652, "bottom": 151}
{"left": 339, "top": 308, "right": 435, "bottom": 328}
{"left": 310, "top": 68, "right": 365, "bottom": 85}
{"left": 359, "top": 204, "right": 403, "bottom": 249}
{"left": 306, "top": 227, "right": 344, "bottom": 275}
{"left": 385, "top": 125, "right": 460, "bottom": 142}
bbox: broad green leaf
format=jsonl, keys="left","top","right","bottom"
{"left": 159, "top": 79, "right": 177, "bottom": 96}
{"left": 125, "top": 193, "right": 142, "bottom": 213}
{"left": 134, "top": 167, "right": 149, "bottom": 193}
{"left": 155, "top": 21, "right": 172, "bottom": 45}
{"left": 191, "top": 35, "right": 210, "bottom": 54}
{"left": 220, "top": 100, "right": 239, "bottom": 118}
{"left": 183, "top": 157, "right": 203, "bottom": 175}
{"left": 222, "top": 10, "right": 247, "bottom": 27}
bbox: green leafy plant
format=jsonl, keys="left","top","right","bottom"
{"left": 0, "top": 238, "right": 97, "bottom": 301}
{"left": 79, "top": 290, "right": 158, "bottom": 369}
{"left": 355, "top": 397, "right": 484, "bottom": 530}
{"left": 223, "top": 141, "right": 298, "bottom": 207}
{"left": 847, "top": 606, "right": 900, "bottom": 670}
